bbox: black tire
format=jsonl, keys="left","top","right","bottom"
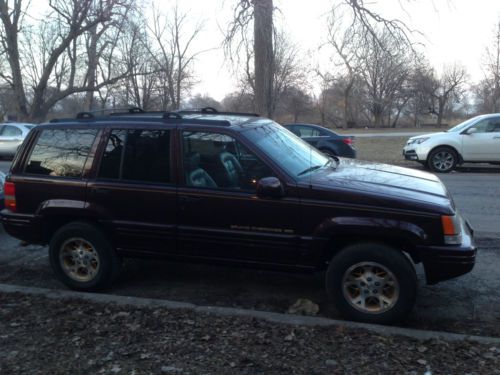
{"left": 49, "top": 221, "right": 121, "bottom": 292}
{"left": 326, "top": 242, "right": 417, "bottom": 325}
{"left": 427, "top": 147, "right": 458, "bottom": 173}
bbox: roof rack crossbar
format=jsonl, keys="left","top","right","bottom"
{"left": 177, "top": 106, "right": 259, "bottom": 117}
{"left": 163, "top": 112, "right": 183, "bottom": 119}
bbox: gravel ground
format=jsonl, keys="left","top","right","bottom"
{"left": 1, "top": 292, "right": 499, "bottom": 375}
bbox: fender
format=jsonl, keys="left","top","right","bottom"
{"left": 35, "top": 199, "right": 115, "bottom": 239}
{"left": 310, "top": 216, "right": 428, "bottom": 264}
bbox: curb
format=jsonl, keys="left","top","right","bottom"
{"left": 1, "top": 283, "right": 500, "bottom": 346}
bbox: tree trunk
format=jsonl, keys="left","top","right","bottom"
{"left": 0, "top": 0, "right": 29, "bottom": 120}
{"left": 84, "top": 25, "right": 98, "bottom": 111}
{"left": 253, "top": 0, "right": 274, "bottom": 117}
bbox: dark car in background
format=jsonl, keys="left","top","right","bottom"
{"left": 284, "top": 123, "right": 356, "bottom": 158}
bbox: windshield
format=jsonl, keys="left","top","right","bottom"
{"left": 447, "top": 116, "right": 482, "bottom": 132}
{"left": 242, "top": 121, "right": 331, "bottom": 178}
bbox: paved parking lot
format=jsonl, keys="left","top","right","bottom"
{"left": 1, "top": 158, "right": 499, "bottom": 336}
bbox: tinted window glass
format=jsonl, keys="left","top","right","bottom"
{"left": 297, "top": 126, "right": 321, "bottom": 137}
{"left": 25, "top": 129, "right": 98, "bottom": 177}
{"left": 99, "top": 129, "right": 171, "bottom": 183}
{"left": 182, "top": 131, "right": 273, "bottom": 191}
{"left": 99, "top": 130, "right": 126, "bottom": 179}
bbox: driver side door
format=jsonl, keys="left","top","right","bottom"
{"left": 176, "top": 129, "right": 303, "bottom": 265}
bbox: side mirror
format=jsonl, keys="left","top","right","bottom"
{"left": 256, "top": 177, "right": 285, "bottom": 199}
{"left": 463, "top": 127, "right": 478, "bottom": 135}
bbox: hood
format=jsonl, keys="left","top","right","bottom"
{"left": 301, "top": 158, "right": 453, "bottom": 212}
{"left": 408, "top": 132, "right": 447, "bottom": 141}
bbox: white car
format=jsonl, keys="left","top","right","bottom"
{"left": 0, "top": 122, "right": 36, "bottom": 159}
{"left": 403, "top": 114, "right": 500, "bottom": 172}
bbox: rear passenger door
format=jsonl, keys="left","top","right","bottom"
{"left": 87, "top": 127, "right": 177, "bottom": 255}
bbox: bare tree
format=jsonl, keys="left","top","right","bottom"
{"left": 225, "top": 0, "right": 274, "bottom": 116}
{"left": 406, "top": 61, "right": 435, "bottom": 127}
{"left": 356, "top": 29, "right": 415, "bottom": 127}
{"left": 0, "top": 0, "right": 135, "bottom": 121}
{"left": 325, "top": 9, "right": 366, "bottom": 128}
{"left": 145, "top": 4, "right": 205, "bottom": 110}
{"left": 475, "top": 19, "right": 500, "bottom": 113}
{"left": 429, "top": 64, "right": 468, "bottom": 127}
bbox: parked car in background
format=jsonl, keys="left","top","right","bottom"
{"left": 284, "top": 123, "right": 356, "bottom": 158}
{"left": 0, "top": 171, "right": 5, "bottom": 210}
{"left": 0, "top": 122, "right": 37, "bottom": 159}
{"left": 403, "top": 114, "right": 500, "bottom": 172}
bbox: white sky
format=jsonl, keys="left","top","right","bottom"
{"left": 24, "top": 0, "right": 500, "bottom": 101}
{"left": 185, "top": 0, "right": 500, "bottom": 100}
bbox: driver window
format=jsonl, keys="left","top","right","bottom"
{"left": 182, "top": 131, "right": 274, "bottom": 191}
{"left": 470, "top": 118, "right": 500, "bottom": 133}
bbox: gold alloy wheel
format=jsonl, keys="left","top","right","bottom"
{"left": 59, "top": 237, "right": 100, "bottom": 282}
{"left": 342, "top": 261, "right": 399, "bottom": 314}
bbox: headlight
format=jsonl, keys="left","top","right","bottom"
{"left": 408, "top": 137, "right": 429, "bottom": 145}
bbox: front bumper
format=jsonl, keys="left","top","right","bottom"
{"left": 402, "top": 144, "right": 431, "bottom": 162}
{"left": 418, "top": 220, "right": 476, "bottom": 284}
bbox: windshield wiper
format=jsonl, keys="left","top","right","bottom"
{"left": 297, "top": 165, "right": 323, "bottom": 176}
{"left": 325, "top": 156, "right": 339, "bottom": 169}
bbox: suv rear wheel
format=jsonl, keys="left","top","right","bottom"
{"left": 326, "top": 243, "right": 417, "bottom": 324}
{"left": 49, "top": 222, "right": 121, "bottom": 291}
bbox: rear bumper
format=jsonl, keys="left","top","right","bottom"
{"left": 417, "top": 221, "right": 476, "bottom": 284}
{"left": 0, "top": 209, "right": 44, "bottom": 244}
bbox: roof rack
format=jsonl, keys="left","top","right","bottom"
{"left": 177, "top": 106, "right": 259, "bottom": 117}
{"left": 74, "top": 107, "right": 145, "bottom": 120}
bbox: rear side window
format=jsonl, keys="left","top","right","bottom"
{"left": 99, "top": 129, "right": 171, "bottom": 183}
{"left": 25, "top": 129, "right": 98, "bottom": 177}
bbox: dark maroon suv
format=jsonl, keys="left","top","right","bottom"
{"left": 0, "top": 108, "right": 476, "bottom": 324}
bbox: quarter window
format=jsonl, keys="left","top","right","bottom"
{"left": 25, "top": 129, "right": 98, "bottom": 177}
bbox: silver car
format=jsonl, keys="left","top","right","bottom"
{"left": 0, "top": 122, "right": 36, "bottom": 158}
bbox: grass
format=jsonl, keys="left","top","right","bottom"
{"left": 338, "top": 127, "right": 444, "bottom": 135}
{"left": 354, "top": 136, "right": 415, "bottom": 166}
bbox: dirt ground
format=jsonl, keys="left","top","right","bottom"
{"left": 1, "top": 292, "right": 498, "bottom": 375}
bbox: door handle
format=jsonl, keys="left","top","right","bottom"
{"left": 493, "top": 136, "right": 500, "bottom": 139}
{"left": 91, "top": 187, "right": 112, "bottom": 195}
{"left": 180, "top": 196, "right": 202, "bottom": 203}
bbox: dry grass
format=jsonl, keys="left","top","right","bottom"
{"left": 354, "top": 136, "right": 415, "bottom": 166}
{"left": 338, "top": 127, "right": 443, "bottom": 135}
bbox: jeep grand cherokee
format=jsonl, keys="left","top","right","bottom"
{"left": 0, "top": 107, "right": 476, "bottom": 324}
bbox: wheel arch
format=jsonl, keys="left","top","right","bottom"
{"left": 428, "top": 144, "right": 464, "bottom": 164}
{"left": 314, "top": 217, "right": 426, "bottom": 268}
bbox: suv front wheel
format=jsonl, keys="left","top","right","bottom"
{"left": 49, "top": 222, "right": 121, "bottom": 292}
{"left": 326, "top": 243, "right": 417, "bottom": 324}
{"left": 427, "top": 147, "right": 458, "bottom": 173}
